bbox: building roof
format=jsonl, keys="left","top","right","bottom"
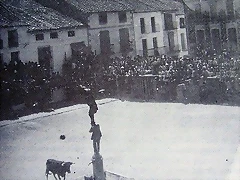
{"left": 0, "top": 3, "right": 27, "bottom": 27}
{"left": 68, "top": 0, "right": 134, "bottom": 13}
{"left": 64, "top": 0, "right": 184, "bottom": 13}
{"left": 0, "top": 0, "right": 85, "bottom": 31}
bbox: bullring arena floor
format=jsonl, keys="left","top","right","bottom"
{"left": 0, "top": 99, "right": 239, "bottom": 180}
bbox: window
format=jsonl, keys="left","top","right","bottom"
{"left": 142, "top": 39, "right": 148, "bottom": 56}
{"left": 0, "top": 36, "right": 3, "bottom": 49}
{"left": 210, "top": 4, "right": 217, "bottom": 21}
{"left": 180, "top": 33, "right": 186, "bottom": 50}
{"left": 119, "top": 28, "right": 130, "bottom": 53}
{"left": 195, "top": 3, "right": 202, "bottom": 23}
{"left": 151, "top": 17, "right": 156, "bottom": 32}
{"left": 196, "top": 30, "right": 205, "bottom": 50}
{"left": 180, "top": 18, "right": 185, "bottom": 28}
{"left": 99, "top": 30, "right": 111, "bottom": 54}
{"left": 228, "top": 28, "right": 237, "bottom": 51}
{"left": 99, "top": 12, "right": 108, "bottom": 24}
{"left": 35, "top": 33, "right": 44, "bottom": 41}
{"left": 153, "top": 37, "right": 159, "bottom": 56}
{"left": 50, "top": 32, "right": 58, "bottom": 39}
{"left": 118, "top": 12, "right": 127, "bottom": 23}
{"left": 168, "top": 31, "right": 175, "bottom": 51}
{"left": 226, "top": 0, "right": 234, "bottom": 19}
{"left": 140, "top": 18, "right": 145, "bottom": 34}
{"left": 189, "top": 27, "right": 196, "bottom": 43}
{"left": 164, "top": 14, "right": 174, "bottom": 30}
{"left": 38, "top": 46, "right": 52, "bottom": 76}
{"left": 153, "top": 37, "right": 158, "bottom": 49}
{"left": 68, "top": 30, "right": 75, "bottom": 37}
{"left": 211, "top": 29, "right": 221, "bottom": 52}
{"left": 11, "top": 51, "right": 19, "bottom": 62}
{"left": 8, "top": 30, "right": 18, "bottom": 48}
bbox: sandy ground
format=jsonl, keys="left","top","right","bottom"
{"left": 0, "top": 99, "right": 239, "bottom": 180}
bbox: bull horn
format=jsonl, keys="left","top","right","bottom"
{"left": 71, "top": 162, "right": 75, "bottom": 165}
{"left": 61, "top": 162, "right": 65, "bottom": 166}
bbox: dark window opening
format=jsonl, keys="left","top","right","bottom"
{"left": 8, "top": 30, "right": 18, "bottom": 48}
{"left": 151, "top": 17, "right": 156, "bottom": 32}
{"left": 211, "top": 29, "right": 221, "bottom": 52}
{"left": 180, "top": 18, "right": 185, "bottom": 28}
{"left": 153, "top": 37, "right": 158, "bottom": 49}
{"left": 164, "top": 14, "right": 174, "bottom": 30}
{"left": 140, "top": 18, "right": 145, "bottom": 34}
{"left": 68, "top": 30, "right": 75, "bottom": 37}
{"left": 119, "top": 28, "right": 130, "bottom": 53}
{"left": 203, "top": 11, "right": 210, "bottom": 22}
{"left": 196, "top": 30, "right": 205, "bottom": 50}
{"left": 210, "top": 5, "right": 217, "bottom": 22}
{"left": 36, "top": 33, "right": 44, "bottom": 41}
{"left": 168, "top": 31, "right": 175, "bottom": 51}
{"left": 226, "top": 0, "right": 235, "bottom": 20}
{"left": 142, "top": 39, "right": 148, "bottom": 56}
{"left": 189, "top": 28, "right": 196, "bottom": 43}
{"left": 50, "top": 32, "right": 58, "bottom": 39}
{"left": 119, "top": 12, "right": 127, "bottom": 23}
{"left": 99, "top": 12, "right": 108, "bottom": 25}
{"left": 228, "top": 28, "right": 237, "bottom": 52}
{"left": 100, "top": 30, "right": 111, "bottom": 54}
{"left": 11, "top": 51, "right": 19, "bottom": 62}
{"left": 195, "top": 3, "right": 203, "bottom": 23}
{"left": 38, "top": 46, "right": 52, "bottom": 76}
{"left": 0, "top": 37, "right": 3, "bottom": 49}
{"left": 153, "top": 37, "right": 159, "bottom": 56}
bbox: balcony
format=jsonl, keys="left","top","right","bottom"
{"left": 164, "top": 21, "right": 178, "bottom": 31}
{"left": 168, "top": 45, "right": 180, "bottom": 53}
{"left": 140, "top": 24, "right": 163, "bottom": 34}
{"left": 138, "top": 47, "right": 167, "bottom": 57}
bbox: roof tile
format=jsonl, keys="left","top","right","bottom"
{"left": 0, "top": 0, "right": 85, "bottom": 31}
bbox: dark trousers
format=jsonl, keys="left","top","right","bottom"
{"left": 93, "top": 140, "right": 100, "bottom": 153}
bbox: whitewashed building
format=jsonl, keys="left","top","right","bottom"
{"left": 125, "top": 0, "right": 188, "bottom": 57}
{"left": 36, "top": 0, "right": 188, "bottom": 58}
{"left": 36, "top": 0, "right": 136, "bottom": 56}
{"left": 0, "top": 0, "right": 88, "bottom": 74}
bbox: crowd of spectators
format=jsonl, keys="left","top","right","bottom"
{"left": 0, "top": 59, "right": 61, "bottom": 119}
{"left": 1, "top": 50, "right": 240, "bottom": 119}
{"left": 108, "top": 52, "right": 240, "bottom": 84}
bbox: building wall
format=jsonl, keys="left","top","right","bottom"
{"left": 0, "top": 26, "right": 30, "bottom": 63}
{"left": 133, "top": 11, "right": 165, "bottom": 56}
{"left": 88, "top": 11, "right": 135, "bottom": 55}
{"left": 0, "top": 26, "right": 88, "bottom": 73}
{"left": 187, "top": 0, "right": 240, "bottom": 13}
{"left": 162, "top": 13, "right": 189, "bottom": 57}
{"left": 176, "top": 14, "right": 189, "bottom": 57}
{"left": 184, "top": 0, "right": 240, "bottom": 56}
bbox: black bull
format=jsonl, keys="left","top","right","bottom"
{"left": 45, "top": 159, "right": 74, "bottom": 180}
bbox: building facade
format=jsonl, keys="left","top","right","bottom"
{"left": 36, "top": 0, "right": 188, "bottom": 58}
{"left": 87, "top": 11, "right": 135, "bottom": 56}
{"left": 0, "top": 0, "right": 88, "bottom": 73}
{"left": 180, "top": 0, "right": 240, "bottom": 56}
{"left": 126, "top": 0, "right": 188, "bottom": 57}
{"left": 35, "top": 0, "right": 136, "bottom": 57}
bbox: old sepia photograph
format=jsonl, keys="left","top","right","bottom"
{"left": 0, "top": 0, "right": 239, "bottom": 179}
